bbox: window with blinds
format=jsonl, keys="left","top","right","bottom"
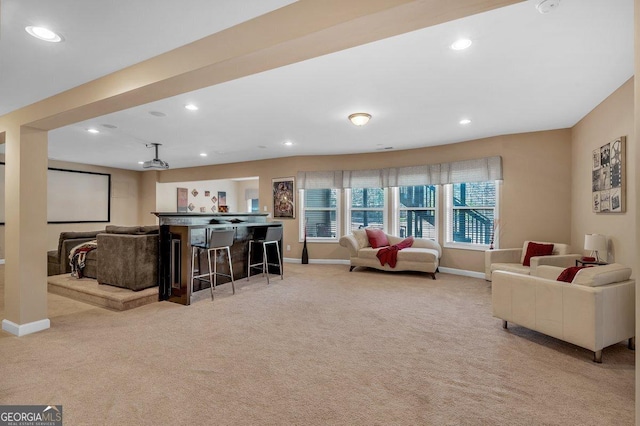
{"left": 300, "top": 189, "right": 340, "bottom": 240}
{"left": 396, "top": 185, "right": 437, "bottom": 239}
{"left": 444, "top": 181, "right": 498, "bottom": 248}
{"left": 347, "top": 187, "right": 386, "bottom": 232}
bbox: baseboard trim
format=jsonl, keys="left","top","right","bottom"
{"left": 283, "top": 258, "right": 350, "bottom": 265}
{"left": 438, "top": 267, "right": 485, "bottom": 279}
{"left": 2, "top": 318, "right": 50, "bottom": 336}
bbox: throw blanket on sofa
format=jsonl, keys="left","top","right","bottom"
{"left": 69, "top": 240, "right": 97, "bottom": 278}
{"left": 376, "top": 237, "right": 414, "bottom": 268}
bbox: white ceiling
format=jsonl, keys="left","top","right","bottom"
{"left": 1, "top": 0, "right": 634, "bottom": 170}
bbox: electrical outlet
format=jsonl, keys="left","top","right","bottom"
{"left": 264, "top": 205, "right": 268, "bottom": 212}
{"left": 286, "top": 244, "right": 291, "bottom": 251}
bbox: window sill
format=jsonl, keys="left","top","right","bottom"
{"left": 299, "top": 238, "right": 339, "bottom": 244}
{"left": 443, "top": 242, "right": 491, "bottom": 251}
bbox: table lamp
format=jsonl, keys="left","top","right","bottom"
{"left": 584, "top": 234, "right": 607, "bottom": 263}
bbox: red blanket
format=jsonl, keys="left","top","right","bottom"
{"left": 376, "top": 237, "right": 414, "bottom": 268}
{"left": 557, "top": 266, "right": 587, "bottom": 283}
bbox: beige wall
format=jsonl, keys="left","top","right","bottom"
{"left": 572, "top": 78, "right": 635, "bottom": 269}
{"left": 153, "top": 128, "right": 573, "bottom": 273}
{"left": 0, "top": 157, "right": 143, "bottom": 258}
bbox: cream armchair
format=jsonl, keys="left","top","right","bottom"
{"left": 485, "top": 240, "right": 581, "bottom": 281}
{"left": 492, "top": 263, "right": 635, "bottom": 363}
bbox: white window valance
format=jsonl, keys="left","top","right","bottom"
{"left": 297, "top": 156, "right": 502, "bottom": 189}
{"left": 296, "top": 170, "right": 343, "bottom": 190}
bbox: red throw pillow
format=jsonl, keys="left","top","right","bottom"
{"left": 365, "top": 228, "right": 390, "bottom": 248}
{"left": 522, "top": 242, "right": 554, "bottom": 266}
{"left": 557, "top": 266, "right": 587, "bottom": 283}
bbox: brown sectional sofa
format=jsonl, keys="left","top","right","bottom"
{"left": 48, "top": 225, "right": 159, "bottom": 291}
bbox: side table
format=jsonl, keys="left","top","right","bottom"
{"left": 575, "top": 259, "right": 608, "bottom": 267}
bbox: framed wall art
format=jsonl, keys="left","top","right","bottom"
{"left": 592, "top": 136, "right": 625, "bottom": 213}
{"left": 177, "top": 188, "right": 188, "bottom": 212}
{"left": 273, "top": 177, "right": 295, "bottom": 219}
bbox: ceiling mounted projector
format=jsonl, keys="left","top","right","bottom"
{"left": 143, "top": 143, "right": 169, "bottom": 170}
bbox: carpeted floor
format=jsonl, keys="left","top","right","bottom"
{"left": 0, "top": 264, "right": 634, "bottom": 425}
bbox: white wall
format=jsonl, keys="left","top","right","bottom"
{"left": 156, "top": 178, "right": 258, "bottom": 213}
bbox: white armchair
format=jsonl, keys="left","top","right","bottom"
{"left": 485, "top": 240, "right": 581, "bottom": 281}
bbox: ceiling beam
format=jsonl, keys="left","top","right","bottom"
{"left": 1, "top": 0, "right": 522, "bottom": 132}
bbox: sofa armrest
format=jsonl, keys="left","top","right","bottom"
{"left": 530, "top": 254, "right": 582, "bottom": 275}
{"left": 485, "top": 248, "right": 523, "bottom": 280}
{"left": 339, "top": 234, "right": 359, "bottom": 257}
{"left": 97, "top": 233, "right": 159, "bottom": 290}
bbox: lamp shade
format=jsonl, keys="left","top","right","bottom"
{"left": 584, "top": 234, "right": 607, "bottom": 260}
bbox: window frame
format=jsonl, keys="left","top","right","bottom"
{"left": 443, "top": 180, "right": 500, "bottom": 251}
{"left": 298, "top": 188, "right": 341, "bottom": 243}
{"left": 391, "top": 185, "right": 439, "bottom": 242}
{"left": 345, "top": 187, "right": 388, "bottom": 234}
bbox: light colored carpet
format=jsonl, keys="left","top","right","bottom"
{"left": 0, "top": 264, "right": 634, "bottom": 425}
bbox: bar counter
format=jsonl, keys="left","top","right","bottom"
{"left": 154, "top": 212, "right": 283, "bottom": 305}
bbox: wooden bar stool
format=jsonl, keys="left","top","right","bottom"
{"left": 191, "top": 228, "right": 236, "bottom": 300}
{"left": 247, "top": 227, "right": 283, "bottom": 284}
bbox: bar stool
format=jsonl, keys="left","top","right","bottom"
{"left": 191, "top": 228, "right": 236, "bottom": 300}
{"left": 247, "top": 227, "right": 283, "bottom": 284}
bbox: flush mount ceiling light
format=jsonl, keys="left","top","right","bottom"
{"left": 536, "top": 0, "right": 561, "bottom": 14}
{"left": 450, "top": 38, "right": 472, "bottom": 50}
{"left": 184, "top": 104, "right": 199, "bottom": 111}
{"left": 348, "top": 113, "right": 371, "bottom": 126}
{"left": 25, "top": 26, "right": 62, "bottom": 42}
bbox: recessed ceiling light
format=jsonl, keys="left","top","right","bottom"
{"left": 25, "top": 26, "right": 62, "bottom": 42}
{"left": 536, "top": 0, "right": 561, "bottom": 14}
{"left": 459, "top": 118, "right": 472, "bottom": 125}
{"left": 258, "top": 145, "right": 267, "bottom": 149}
{"left": 451, "top": 38, "right": 472, "bottom": 50}
{"left": 87, "top": 128, "right": 100, "bottom": 134}
{"left": 138, "top": 161, "right": 144, "bottom": 165}
{"left": 283, "top": 141, "right": 293, "bottom": 146}
{"left": 102, "top": 124, "right": 117, "bottom": 129}
{"left": 199, "top": 153, "right": 207, "bottom": 157}
{"left": 185, "top": 104, "right": 199, "bottom": 111}
{"left": 149, "top": 111, "right": 166, "bottom": 117}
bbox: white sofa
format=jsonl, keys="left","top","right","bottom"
{"left": 338, "top": 229, "right": 441, "bottom": 279}
{"left": 492, "top": 263, "right": 635, "bottom": 362}
{"left": 485, "top": 240, "right": 580, "bottom": 281}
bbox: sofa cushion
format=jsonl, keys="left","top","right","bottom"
{"left": 366, "top": 228, "right": 389, "bottom": 248}
{"left": 352, "top": 229, "right": 370, "bottom": 250}
{"left": 138, "top": 225, "right": 159, "bottom": 235}
{"left": 523, "top": 242, "right": 554, "bottom": 266}
{"left": 396, "top": 248, "right": 438, "bottom": 262}
{"left": 572, "top": 263, "right": 632, "bottom": 287}
{"left": 491, "top": 262, "right": 531, "bottom": 276}
{"left": 106, "top": 225, "right": 142, "bottom": 234}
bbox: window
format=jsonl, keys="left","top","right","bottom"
{"left": 347, "top": 187, "right": 386, "bottom": 232}
{"left": 394, "top": 185, "right": 437, "bottom": 239}
{"left": 300, "top": 189, "right": 340, "bottom": 241}
{"left": 444, "top": 181, "right": 498, "bottom": 248}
